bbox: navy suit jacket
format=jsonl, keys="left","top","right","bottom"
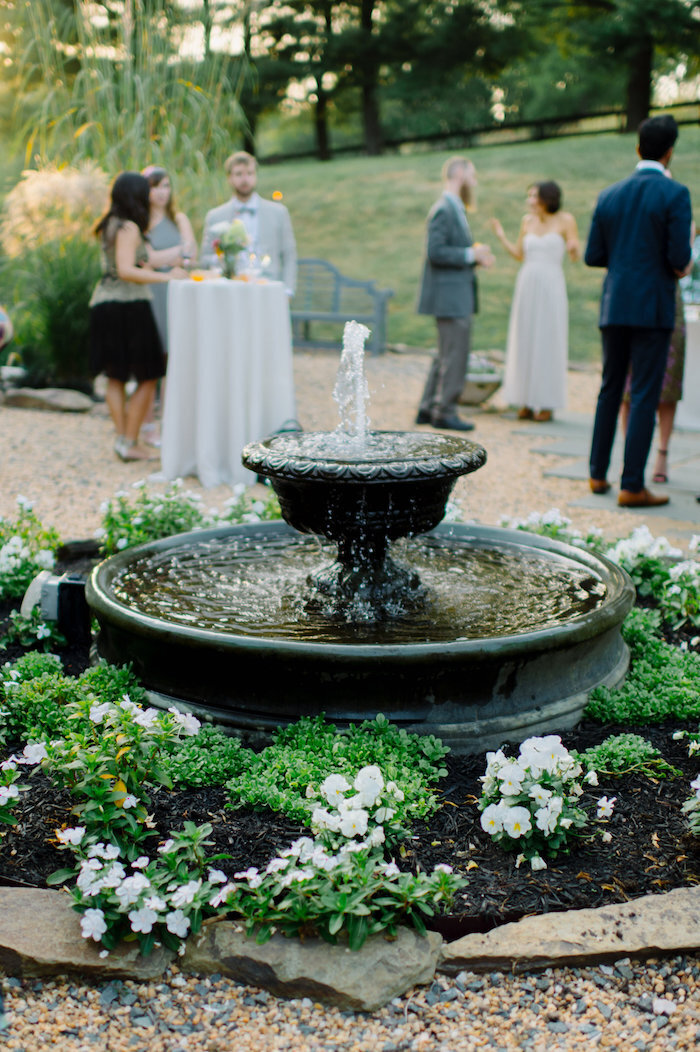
{"left": 585, "top": 167, "right": 692, "bottom": 329}
{"left": 417, "top": 193, "right": 477, "bottom": 318}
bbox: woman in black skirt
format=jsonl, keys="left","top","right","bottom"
{"left": 89, "top": 172, "right": 187, "bottom": 461}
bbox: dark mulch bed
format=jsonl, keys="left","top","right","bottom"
{"left": 2, "top": 573, "right": 700, "bottom": 938}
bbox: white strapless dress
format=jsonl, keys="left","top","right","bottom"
{"left": 501, "top": 232, "right": 569, "bottom": 410}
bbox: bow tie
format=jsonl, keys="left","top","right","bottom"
{"left": 235, "top": 206, "right": 255, "bottom": 216}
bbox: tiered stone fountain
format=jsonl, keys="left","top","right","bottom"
{"left": 87, "top": 324, "right": 634, "bottom": 753}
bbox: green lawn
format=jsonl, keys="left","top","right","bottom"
{"left": 3, "top": 127, "right": 697, "bottom": 363}
{"left": 183, "top": 128, "right": 697, "bottom": 362}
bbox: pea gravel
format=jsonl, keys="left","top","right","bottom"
{"left": 2, "top": 955, "right": 700, "bottom": 1050}
{"left": 1, "top": 350, "right": 694, "bottom": 546}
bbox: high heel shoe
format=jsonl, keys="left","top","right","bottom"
{"left": 652, "top": 449, "right": 668, "bottom": 484}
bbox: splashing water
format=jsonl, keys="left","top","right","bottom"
{"left": 332, "top": 321, "right": 371, "bottom": 445}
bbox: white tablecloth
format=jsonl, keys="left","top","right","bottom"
{"left": 161, "top": 279, "right": 296, "bottom": 487}
{"left": 676, "top": 305, "right": 700, "bottom": 431}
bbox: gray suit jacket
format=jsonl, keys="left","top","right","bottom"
{"left": 200, "top": 196, "right": 297, "bottom": 293}
{"left": 417, "top": 193, "right": 476, "bottom": 318}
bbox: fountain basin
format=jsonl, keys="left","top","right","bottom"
{"left": 86, "top": 522, "right": 634, "bottom": 754}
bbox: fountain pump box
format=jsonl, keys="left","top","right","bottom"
{"left": 40, "top": 573, "right": 91, "bottom": 644}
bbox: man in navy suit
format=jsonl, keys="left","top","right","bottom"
{"left": 416, "top": 157, "right": 494, "bottom": 431}
{"left": 586, "top": 115, "right": 692, "bottom": 507}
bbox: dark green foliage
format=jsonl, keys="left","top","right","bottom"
{"left": 164, "top": 725, "right": 247, "bottom": 788}
{"left": 576, "top": 733, "right": 683, "bottom": 779}
{"left": 586, "top": 609, "right": 700, "bottom": 724}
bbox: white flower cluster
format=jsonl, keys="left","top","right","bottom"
{"left": 605, "top": 525, "right": 682, "bottom": 568}
{"left": 88, "top": 694, "right": 200, "bottom": 737}
{"left": 498, "top": 508, "right": 603, "bottom": 549}
{"left": 0, "top": 534, "right": 54, "bottom": 575}
{"left": 479, "top": 735, "right": 590, "bottom": 870}
{"left": 66, "top": 832, "right": 220, "bottom": 944}
{"left": 310, "top": 765, "right": 405, "bottom": 849}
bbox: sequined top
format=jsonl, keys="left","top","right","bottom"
{"left": 89, "top": 217, "right": 153, "bottom": 307}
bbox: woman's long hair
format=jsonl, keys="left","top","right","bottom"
{"left": 95, "top": 172, "right": 151, "bottom": 237}
{"left": 142, "top": 165, "right": 177, "bottom": 224}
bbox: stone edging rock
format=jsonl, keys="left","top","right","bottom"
{"left": 1, "top": 387, "right": 94, "bottom": 412}
{"left": 1, "top": 885, "right": 699, "bottom": 1010}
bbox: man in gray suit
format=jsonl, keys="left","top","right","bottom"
{"left": 416, "top": 156, "right": 494, "bottom": 431}
{"left": 200, "top": 151, "right": 297, "bottom": 295}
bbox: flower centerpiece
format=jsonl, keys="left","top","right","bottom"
{"left": 211, "top": 219, "right": 250, "bottom": 278}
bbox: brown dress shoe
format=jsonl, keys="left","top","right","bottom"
{"left": 618, "top": 488, "right": 669, "bottom": 508}
{"left": 589, "top": 478, "right": 610, "bottom": 494}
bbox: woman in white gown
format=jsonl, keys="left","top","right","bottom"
{"left": 491, "top": 182, "right": 580, "bottom": 421}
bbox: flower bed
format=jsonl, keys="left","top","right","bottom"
{"left": 1, "top": 495, "right": 699, "bottom": 956}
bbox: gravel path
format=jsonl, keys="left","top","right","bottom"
{"left": 0, "top": 349, "right": 685, "bottom": 545}
{"left": 3, "top": 956, "right": 699, "bottom": 1050}
{"left": 2, "top": 349, "right": 699, "bottom": 1048}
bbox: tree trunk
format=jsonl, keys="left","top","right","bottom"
{"left": 362, "top": 82, "right": 384, "bottom": 155}
{"left": 314, "top": 86, "right": 332, "bottom": 161}
{"left": 624, "top": 37, "right": 654, "bottom": 132}
{"left": 359, "top": 0, "right": 384, "bottom": 155}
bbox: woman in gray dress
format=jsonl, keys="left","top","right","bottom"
{"left": 143, "top": 166, "right": 197, "bottom": 348}
{"left": 141, "top": 167, "right": 197, "bottom": 443}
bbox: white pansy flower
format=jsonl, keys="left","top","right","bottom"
{"left": 480, "top": 803, "right": 507, "bottom": 835}
{"left": 498, "top": 762, "right": 526, "bottom": 795}
{"left": 584, "top": 769, "right": 599, "bottom": 786}
{"left": 530, "top": 855, "right": 548, "bottom": 872}
{"left": 319, "top": 774, "right": 351, "bottom": 806}
{"left": 502, "top": 806, "right": 532, "bottom": 839}
{"left": 338, "top": 808, "right": 369, "bottom": 838}
{"left": 528, "top": 783, "right": 552, "bottom": 804}
{"left": 132, "top": 856, "right": 150, "bottom": 869}
{"left": 535, "top": 804, "right": 559, "bottom": 835}
{"left": 596, "top": 796, "right": 617, "bottom": 819}
{"left": 311, "top": 807, "right": 341, "bottom": 832}
{"left": 353, "top": 765, "right": 384, "bottom": 806}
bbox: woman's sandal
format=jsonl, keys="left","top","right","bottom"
{"left": 652, "top": 449, "right": 668, "bottom": 484}
{"left": 517, "top": 407, "right": 534, "bottom": 420}
{"left": 115, "top": 437, "right": 157, "bottom": 462}
{"left": 533, "top": 409, "right": 553, "bottom": 423}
